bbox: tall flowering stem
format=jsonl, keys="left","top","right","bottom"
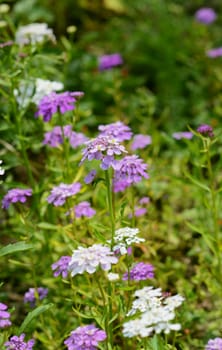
{"left": 105, "top": 169, "right": 115, "bottom": 248}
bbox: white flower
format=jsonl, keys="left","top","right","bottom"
{"left": 15, "top": 23, "right": 55, "bottom": 45}
{"left": 69, "top": 244, "right": 118, "bottom": 277}
{"left": 112, "top": 227, "right": 145, "bottom": 254}
{"left": 0, "top": 160, "right": 4, "bottom": 176}
{"left": 123, "top": 319, "right": 154, "bottom": 338}
{"left": 107, "top": 272, "right": 119, "bottom": 281}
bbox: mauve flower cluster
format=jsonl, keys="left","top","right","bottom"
{"left": 123, "top": 262, "right": 154, "bottom": 281}
{"left": 131, "top": 134, "right": 152, "bottom": 151}
{"left": 195, "top": 8, "right": 217, "bottom": 24}
{"left": 68, "top": 244, "right": 118, "bottom": 276}
{"left": 64, "top": 324, "right": 106, "bottom": 350}
{"left": 0, "top": 302, "right": 11, "bottom": 328}
{"left": 74, "top": 201, "right": 96, "bottom": 218}
{"left": 4, "top": 333, "right": 35, "bottom": 350}
{"left": 128, "top": 196, "right": 150, "bottom": 218}
{"left": 35, "top": 91, "right": 84, "bottom": 122}
{"left": 2, "top": 188, "right": 32, "bottom": 209}
{"left": 98, "top": 121, "right": 132, "bottom": 142}
{"left": 51, "top": 256, "right": 71, "bottom": 278}
{"left": 80, "top": 135, "right": 127, "bottom": 170}
{"left": 205, "top": 337, "right": 222, "bottom": 350}
{"left": 47, "top": 182, "right": 81, "bottom": 206}
{"left": 172, "top": 131, "right": 193, "bottom": 140}
{"left": 207, "top": 48, "right": 222, "bottom": 58}
{"left": 98, "top": 53, "right": 123, "bottom": 70}
{"left": 43, "top": 125, "right": 88, "bottom": 148}
{"left": 84, "top": 170, "right": 97, "bottom": 184}
{"left": 197, "top": 124, "right": 214, "bottom": 138}
{"left": 24, "top": 287, "right": 48, "bottom": 307}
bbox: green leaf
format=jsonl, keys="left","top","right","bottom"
{"left": 0, "top": 242, "right": 33, "bottom": 257}
{"left": 186, "top": 221, "right": 216, "bottom": 254}
{"left": 19, "top": 304, "right": 53, "bottom": 333}
{"left": 184, "top": 172, "right": 210, "bottom": 192}
{"left": 37, "top": 222, "right": 59, "bottom": 230}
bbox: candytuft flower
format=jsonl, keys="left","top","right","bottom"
{"left": 74, "top": 201, "right": 96, "bottom": 218}
{"left": 98, "top": 53, "right": 123, "bottom": 70}
{"left": 123, "top": 262, "right": 154, "bottom": 281}
{"left": 4, "top": 333, "right": 35, "bottom": 350}
{"left": 197, "top": 124, "right": 214, "bottom": 138}
{"left": 172, "top": 131, "right": 193, "bottom": 140}
{"left": 206, "top": 47, "right": 222, "bottom": 58}
{"left": 24, "top": 287, "right": 48, "bottom": 307}
{"left": 80, "top": 135, "right": 127, "bottom": 170}
{"left": 195, "top": 8, "right": 217, "bottom": 24}
{"left": 2, "top": 188, "right": 32, "bottom": 209}
{"left": 131, "top": 134, "right": 152, "bottom": 150}
{"left": 64, "top": 324, "right": 106, "bottom": 350}
{"left": 46, "top": 182, "right": 81, "bottom": 206}
{"left": 69, "top": 244, "right": 118, "bottom": 276}
{"left": 113, "top": 155, "right": 149, "bottom": 185}
{"left": 51, "top": 256, "right": 71, "bottom": 278}
{"left": 0, "top": 303, "right": 11, "bottom": 328}
{"left": 15, "top": 23, "right": 55, "bottom": 45}
{"left": 84, "top": 170, "right": 97, "bottom": 184}
{"left": 112, "top": 227, "right": 145, "bottom": 255}
{"left": 98, "top": 121, "right": 132, "bottom": 142}
{"left": 205, "top": 337, "right": 222, "bottom": 350}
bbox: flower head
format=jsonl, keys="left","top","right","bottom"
{"left": 74, "top": 201, "right": 96, "bottom": 218}
{"left": 64, "top": 324, "right": 106, "bottom": 350}
{"left": 24, "top": 287, "right": 48, "bottom": 307}
{"left": 205, "top": 337, "right": 222, "bottom": 350}
{"left": 98, "top": 53, "right": 123, "bottom": 70}
{"left": 131, "top": 134, "right": 152, "bottom": 151}
{"left": 5, "top": 333, "right": 35, "bottom": 350}
{"left": 69, "top": 244, "right": 118, "bottom": 276}
{"left": 46, "top": 182, "right": 81, "bottom": 206}
{"left": 35, "top": 91, "right": 81, "bottom": 122}
{"left": 113, "top": 155, "right": 149, "bottom": 185}
{"left": 197, "top": 124, "right": 214, "bottom": 138}
{"left": 2, "top": 188, "right": 32, "bottom": 209}
{"left": 80, "top": 135, "right": 127, "bottom": 170}
{"left": 123, "top": 262, "right": 154, "bottom": 281}
{"left": 172, "top": 132, "right": 193, "bottom": 140}
{"left": 69, "top": 131, "right": 88, "bottom": 149}
{"left": 84, "top": 170, "right": 97, "bottom": 184}
{"left": 0, "top": 303, "right": 11, "bottom": 328}
{"left": 195, "top": 8, "right": 217, "bottom": 24}
{"left": 43, "top": 125, "right": 72, "bottom": 147}
{"left": 98, "top": 121, "right": 132, "bottom": 142}
{"left": 206, "top": 48, "right": 222, "bottom": 58}
{"left": 128, "top": 207, "right": 147, "bottom": 218}
{"left": 112, "top": 227, "right": 145, "bottom": 255}
{"left": 15, "top": 22, "right": 55, "bottom": 45}
{"left": 51, "top": 256, "right": 71, "bottom": 278}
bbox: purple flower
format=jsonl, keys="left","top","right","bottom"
{"left": 139, "top": 197, "right": 150, "bottom": 205}
{"left": 131, "top": 134, "right": 152, "bottom": 151}
{"left": 43, "top": 125, "right": 72, "bottom": 147}
{"left": 0, "top": 40, "right": 14, "bottom": 48}
{"left": 4, "top": 333, "right": 35, "bottom": 350}
{"left": 172, "top": 132, "right": 193, "bottom": 140}
{"left": 69, "top": 131, "right": 88, "bottom": 149}
{"left": 113, "top": 155, "right": 149, "bottom": 185}
{"left": 2, "top": 188, "right": 32, "bottom": 209}
{"left": 35, "top": 91, "right": 82, "bottom": 122}
{"left": 205, "top": 337, "right": 222, "bottom": 350}
{"left": 51, "top": 256, "right": 71, "bottom": 278}
{"left": 24, "top": 287, "right": 48, "bottom": 307}
{"left": 74, "top": 201, "right": 96, "bottom": 218}
{"left": 123, "top": 262, "right": 155, "bottom": 281}
{"left": 0, "top": 303, "right": 11, "bottom": 328}
{"left": 84, "top": 170, "right": 97, "bottom": 184}
{"left": 128, "top": 207, "right": 147, "bottom": 218}
{"left": 206, "top": 47, "right": 222, "bottom": 58}
{"left": 98, "top": 121, "right": 132, "bottom": 142}
{"left": 197, "top": 124, "right": 214, "bottom": 138}
{"left": 64, "top": 324, "right": 106, "bottom": 350}
{"left": 47, "top": 182, "right": 81, "bottom": 206}
{"left": 113, "top": 179, "right": 131, "bottom": 193}
{"left": 195, "top": 8, "right": 217, "bottom": 24}
{"left": 98, "top": 53, "right": 123, "bottom": 71}
{"left": 80, "top": 135, "right": 127, "bottom": 170}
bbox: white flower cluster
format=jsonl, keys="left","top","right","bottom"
{"left": 15, "top": 23, "right": 55, "bottom": 45}
{"left": 14, "top": 78, "right": 64, "bottom": 107}
{"left": 112, "top": 227, "right": 145, "bottom": 254}
{"left": 0, "top": 160, "right": 4, "bottom": 176}
{"left": 123, "top": 286, "right": 184, "bottom": 338}
{"left": 68, "top": 244, "right": 118, "bottom": 277}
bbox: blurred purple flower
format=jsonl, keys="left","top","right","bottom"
{"left": 47, "top": 182, "right": 81, "bottom": 206}
{"left": 205, "top": 337, "right": 222, "bottom": 350}
{"left": 131, "top": 134, "right": 152, "bottom": 151}
{"left": 0, "top": 303, "right": 11, "bottom": 328}
{"left": 0, "top": 40, "right": 14, "bottom": 48}
{"left": 128, "top": 207, "right": 147, "bottom": 218}
{"left": 98, "top": 53, "right": 123, "bottom": 71}
{"left": 114, "top": 155, "right": 149, "bottom": 185}
{"left": 4, "top": 333, "right": 35, "bottom": 350}
{"left": 98, "top": 121, "right": 132, "bottom": 142}
{"left": 113, "top": 179, "right": 131, "bottom": 193}
{"left": 195, "top": 8, "right": 217, "bottom": 24}
{"left": 35, "top": 91, "right": 82, "bottom": 122}
{"left": 74, "top": 201, "right": 96, "bottom": 218}
{"left": 172, "top": 132, "right": 193, "bottom": 140}
{"left": 197, "top": 124, "right": 214, "bottom": 138}
{"left": 51, "top": 256, "right": 71, "bottom": 278}
{"left": 69, "top": 131, "right": 88, "bottom": 149}
{"left": 206, "top": 47, "right": 222, "bottom": 58}
{"left": 2, "top": 188, "right": 32, "bottom": 209}
{"left": 43, "top": 124, "right": 72, "bottom": 147}
{"left": 24, "top": 287, "right": 48, "bottom": 307}
{"left": 80, "top": 135, "right": 127, "bottom": 170}
{"left": 64, "top": 324, "right": 106, "bottom": 350}
{"left": 139, "top": 197, "right": 150, "bottom": 205}
{"left": 123, "top": 262, "right": 155, "bottom": 281}
{"left": 84, "top": 170, "right": 97, "bottom": 184}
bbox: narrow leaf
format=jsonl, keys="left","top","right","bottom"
{"left": 0, "top": 242, "right": 33, "bottom": 257}
{"left": 19, "top": 304, "right": 53, "bottom": 333}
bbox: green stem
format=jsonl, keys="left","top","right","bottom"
{"left": 105, "top": 170, "right": 115, "bottom": 248}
